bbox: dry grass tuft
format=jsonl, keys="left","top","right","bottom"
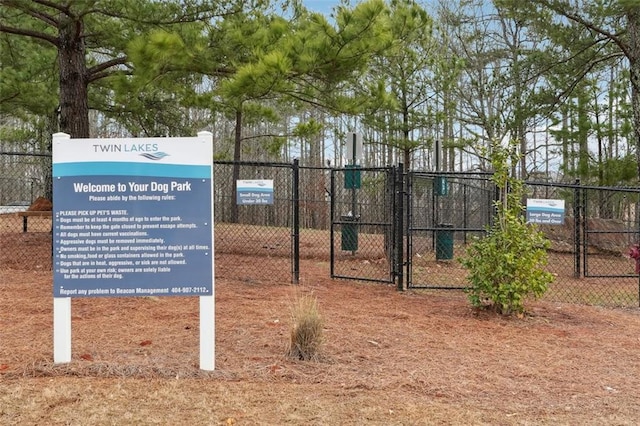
{"left": 286, "top": 292, "right": 323, "bottom": 361}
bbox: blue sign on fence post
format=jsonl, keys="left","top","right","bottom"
{"left": 526, "top": 199, "right": 565, "bottom": 225}
{"left": 236, "top": 180, "right": 274, "bottom": 205}
{"left": 52, "top": 134, "right": 214, "bottom": 297}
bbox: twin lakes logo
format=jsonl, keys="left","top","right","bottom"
{"left": 92, "top": 143, "right": 169, "bottom": 161}
{"left": 139, "top": 152, "right": 170, "bottom": 161}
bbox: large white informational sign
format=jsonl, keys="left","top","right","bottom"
{"left": 52, "top": 131, "right": 215, "bottom": 370}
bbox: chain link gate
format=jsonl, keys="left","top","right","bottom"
{"left": 329, "top": 166, "right": 399, "bottom": 283}
{"left": 579, "top": 184, "right": 640, "bottom": 305}
{"left": 580, "top": 185, "right": 640, "bottom": 278}
{"left": 329, "top": 169, "right": 495, "bottom": 289}
{"left": 524, "top": 181, "right": 640, "bottom": 306}
{"left": 405, "top": 172, "right": 495, "bottom": 289}
{"left": 328, "top": 168, "right": 495, "bottom": 289}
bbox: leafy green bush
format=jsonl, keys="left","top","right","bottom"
{"left": 460, "top": 142, "right": 554, "bottom": 315}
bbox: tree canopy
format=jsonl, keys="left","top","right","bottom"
{"left": 1, "top": 0, "right": 639, "bottom": 185}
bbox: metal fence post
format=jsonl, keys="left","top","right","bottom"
{"left": 573, "top": 178, "right": 581, "bottom": 278}
{"left": 292, "top": 159, "right": 300, "bottom": 284}
{"left": 395, "top": 164, "right": 404, "bottom": 291}
{"left": 329, "top": 169, "right": 335, "bottom": 277}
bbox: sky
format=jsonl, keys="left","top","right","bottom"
{"left": 303, "top": 1, "right": 439, "bottom": 15}
{"left": 304, "top": 0, "right": 340, "bottom": 15}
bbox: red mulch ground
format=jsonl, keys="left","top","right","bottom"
{"left": 1, "top": 216, "right": 640, "bottom": 424}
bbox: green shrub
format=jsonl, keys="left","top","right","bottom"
{"left": 287, "top": 292, "right": 323, "bottom": 360}
{"left": 460, "top": 141, "right": 554, "bottom": 315}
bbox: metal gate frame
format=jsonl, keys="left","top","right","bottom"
{"left": 579, "top": 184, "right": 640, "bottom": 279}
{"left": 531, "top": 180, "right": 640, "bottom": 280}
{"left": 404, "top": 171, "right": 495, "bottom": 290}
{"left": 329, "top": 165, "right": 401, "bottom": 284}
{"left": 329, "top": 166, "right": 640, "bottom": 300}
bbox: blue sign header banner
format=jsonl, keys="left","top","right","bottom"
{"left": 54, "top": 162, "right": 210, "bottom": 178}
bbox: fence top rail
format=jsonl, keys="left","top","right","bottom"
{"left": 15, "top": 211, "right": 52, "bottom": 217}
{"left": 526, "top": 180, "right": 640, "bottom": 193}
{"left": 0, "top": 151, "right": 51, "bottom": 157}
{"left": 214, "top": 160, "right": 293, "bottom": 169}
{"left": 332, "top": 166, "right": 394, "bottom": 172}
{"left": 410, "top": 171, "right": 494, "bottom": 177}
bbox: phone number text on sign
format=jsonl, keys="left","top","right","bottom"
{"left": 170, "top": 286, "right": 209, "bottom": 294}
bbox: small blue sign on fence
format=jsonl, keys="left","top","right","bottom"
{"left": 236, "top": 180, "right": 274, "bottom": 205}
{"left": 526, "top": 199, "right": 565, "bottom": 225}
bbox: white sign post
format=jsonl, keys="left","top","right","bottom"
{"left": 52, "top": 131, "right": 215, "bottom": 370}
{"left": 53, "top": 289, "right": 72, "bottom": 363}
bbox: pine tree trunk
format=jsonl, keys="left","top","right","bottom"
{"left": 627, "top": 8, "right": 640, "bottom": 181}
{"left": 231, "top": 108, "right": 242, "bottom": 223}
{"left": 58, "top": 16, "right": 89, "bottom": 138}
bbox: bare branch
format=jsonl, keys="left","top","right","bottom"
{"left": 31, "top": 0, "right": 70, "bottom": 15}
{"left": 87, "top": 56, "right": 129, "bottom": 82}
{"left": 240, "top": 133, "right": 292, "bottom": 142}
{"left": 531, "top": 0, "right": 632, "bottom": 59}
{"left": 1, "top": 0, "right": 62, "bottom": 27}
{"left": 89, "top": 68, "right": 135, "bottom": 82}
{"left": 90, "top": 2, "right": 245, "bottom": 26}
{"left": 0, "top": 24, "right": 58, "bottom": 45}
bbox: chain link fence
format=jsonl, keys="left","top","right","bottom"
{"left": 0, "top": 151, "right": 53, "bottom": 271}
{"left": 527, "top": 181, "right": 640, "bottom": 307}
{"left": 2, "top": 151, "right": 639, "bottom": 306}
{"left": 403, "top": 175, "right": 639, "bottom": 307}
{"left": 213, "top": 161, "right": 297, "bottom": 284}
